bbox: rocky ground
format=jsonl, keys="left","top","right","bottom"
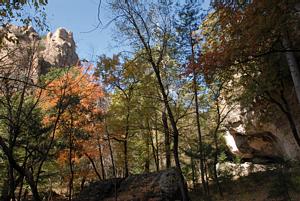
{"left": 72, "top": 164, "right": 300, "bottom": 201}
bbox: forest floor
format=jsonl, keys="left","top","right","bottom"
{"left": 40, "top": 165, "right": 300, "bottom": 201}
{"left": 190, "top": 166, "right": 300, "bottom": 201}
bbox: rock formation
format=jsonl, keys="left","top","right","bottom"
{"left": 74, "top": 168, "right": 182, "bottom": 201}
{"left": 0, "top": 24, "right": 79, "bottom": 80}
{"left": 217, "top": 162, "right": 277, "bottom": 180}
{"left": 223, "top": 92, "right": 300, "bottom": 161}
{"left": 41, "top": 28, "right": 79, "bottom": 71}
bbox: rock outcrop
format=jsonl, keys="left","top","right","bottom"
{"left": 74, "top": 168, "right": 182, "bottom": 201}
{"left": 223, "top": 92, "right": 300, "bottom": 161}
{"left": 41, "top": 28, "right": 79, "bottom": 70}
{"left": 217, "top": 162, "right": 277, "bottom": 180}
{"left": 0, "top": 24, "right": 79, "bottom": 78}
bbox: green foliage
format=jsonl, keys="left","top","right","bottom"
{"left": 0, "top": 0, "right": 48, "bottom": 29}
{"left": 233, "top": 156, "right": 242, "bottom": 164}
{"left": 218, "top": 152, "right": 227, "bottom": 163}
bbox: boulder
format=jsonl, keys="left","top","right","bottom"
{"left": 74, "top": 168, "right": 182, "bottom": 201}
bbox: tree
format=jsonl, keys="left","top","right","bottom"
{"left": 40, "top": 66, "right": 104, "bottom": 200}
{"left": 96, "top": 54, "right": 139, "bottom": 177}
{"left": 200, "top": 0, "right": 300, "bottom": 147}
{"left": 109, "top": 1, "right": 190, "bottom": 200}
{"left": 175, "top": 0, "right": 210, "bottom": 196}
{"left": 0, "top": 0, "right": 48, "bottom": 45}
{"left": 0, "top": 39, "right": 46, "bottom": 201}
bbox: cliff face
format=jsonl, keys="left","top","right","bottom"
{"left": 0, "top": 24, "right": 79, "bottom": 79}
{"left": 223, "top": 93, "right": 300, "bottom": 161}
{"left": 41, "top": 28, "right": 79, "bottom": 71}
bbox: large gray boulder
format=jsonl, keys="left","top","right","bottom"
{"left": 74, "top": 168, "right": 182, "bottom": 201}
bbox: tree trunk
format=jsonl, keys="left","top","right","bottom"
{"left": 280, "top": 92, "right": 300, "bottom": 148}
{"left": 265, "top": 89, "right": 300, "bottom": 147}
{"left": 144, "top": 124, "right": 150, "bottom": 173}
{"left": 105, "top": 124, "right": 118, "bottom": 201}
{"left": 213, "top": 126, "right": 223, "bottom": 197}
{"left": 80, "top": 177, "right": 86, "bottom": 191}
{"left": 191, "top": 156, "right": 196, "bottom": 189}
{"left": 149, "top": 126, "right": 159, "bottom": 171}
{"left": 282, "top": 31, "right": 300, "bottom": 104}
{"left": 153, "top": 68, "right": 190, "bottom": 201}
{"left": 124, "top": 106, "right": 130, "bottom": 178}
{"left": 17, "top": 176, "right": 25, "bottom": 201}
{"left": 155, "top": 125, "right": 160, "bottom": 170}
{"left": 105, "top": 123, "right": 116, "bottom": 178}
{"left": 96, "top": 132, "right": 106, "bottom": 180}
{"left": 193, "top": 70, "right": 208, "bottom": 196}
{"left": 154, "top": 115, "right": 160, "bottom": 171}
{"left": 9, "top": 163, "right": 16, "bottom": 201}
{"left": 68, "top": 133, "right": 74, "bottom": 201}
{"left": 1, "top": 168, "right": 10, "bottom": 201}
{"left": 0, "top": 136, "right": 41, "bottom": 201}
{"left": 85, "top": 153, "right": 102, "bottom": 180}
{"left": 123, "top": 140, "right": 129, "bottom": 177}
{"left": 162, "top": 109, "right": 171, "bottom": 169}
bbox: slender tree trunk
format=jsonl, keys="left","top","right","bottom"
{"left": 155, "top": 125, "right": 160, "bottom": 170}
{"left": 124, "top": 106, "right": 130, "bottom": 177}
{"left": 96, "top": 132, "right": 106, "bottom": 180}
{"left": 282, "top": 31, "right": 300, "bottom": 104}
{"left": 123, "top": 140, "right": 129, "bottom": 177}
{"left": 9, "top": 163, "right": 16, "bottom": 201}
{"left": 17, "top": 176, "right": 25, "bottom": 201}
{"left": 145, "top": 130, "right": 150, "bottom": 173}
{"left": 204, "top": 160, "right": 210, "bottom": 196}
{"left": 191, "top": 156, "right": 196, "bottom": 189}
{"left": 213, "top": 125, "right": 223, "bottom": 197}
{"left": 0, "top": 136, "right": 41, "bottom": 201}
{"left": 85, "top": 153, "right": 102, "bottom": 180}
{"left": 1, "top": 180, "right": 9, "bottom": 201}
{"left": 106, "top": 125, "right": 116, "bottom": 178}
{"left": 153, "top": 68, "right": 190, "bottom": 201}
{"left": 80, "top": 177, "right": 86, "bottom": 191}
{"left": 280, "top": 92, "right": 300, "bottom": 147}
{"left": 105, "top": 124, "right": 118, "bottom": 201}
{"left": 154, "top": 115, "right": 160, "bottom": 171}
{"left": 193, "top": 70, "right": 208, "bottom": 196}
{"left": 149, "top": 126, "right": 159, "bottom": 171}
{"left": 68, "top": 132, "right": 74, "bottom": 201}
{"left": 162, "top": 109, "right": 171, "bottom": 169}
{"left": 265, "top": 88, "right": 300, "bottom": 147}
{"left": 8, "top": 124, "right": 16, "bottom": 201}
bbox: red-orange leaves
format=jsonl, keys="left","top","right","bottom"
{"left": 200, "top": 0, "right": 290, "bottom": 76}
{"left": 39, "top": 65, "right": 105, "bottom": 178}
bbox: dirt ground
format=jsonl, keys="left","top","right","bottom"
{"left": 190, "top": 167, "right": 300, "bottom": 201}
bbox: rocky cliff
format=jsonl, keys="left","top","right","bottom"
{"left": 0, "top": 24, "right": 79, "bottom": 79}
{"left": 223, "top": 90, "right": 300, "bottom": 161}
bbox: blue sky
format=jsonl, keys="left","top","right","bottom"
{"left": 44, "top": 0, "right": 210, "bottom": 61}
{"left": 45, "top": 0, "right": 115, "bottom": 61}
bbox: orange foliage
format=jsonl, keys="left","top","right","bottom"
{"left": 39, "top": 65, "right": 105, "bottom": 170}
